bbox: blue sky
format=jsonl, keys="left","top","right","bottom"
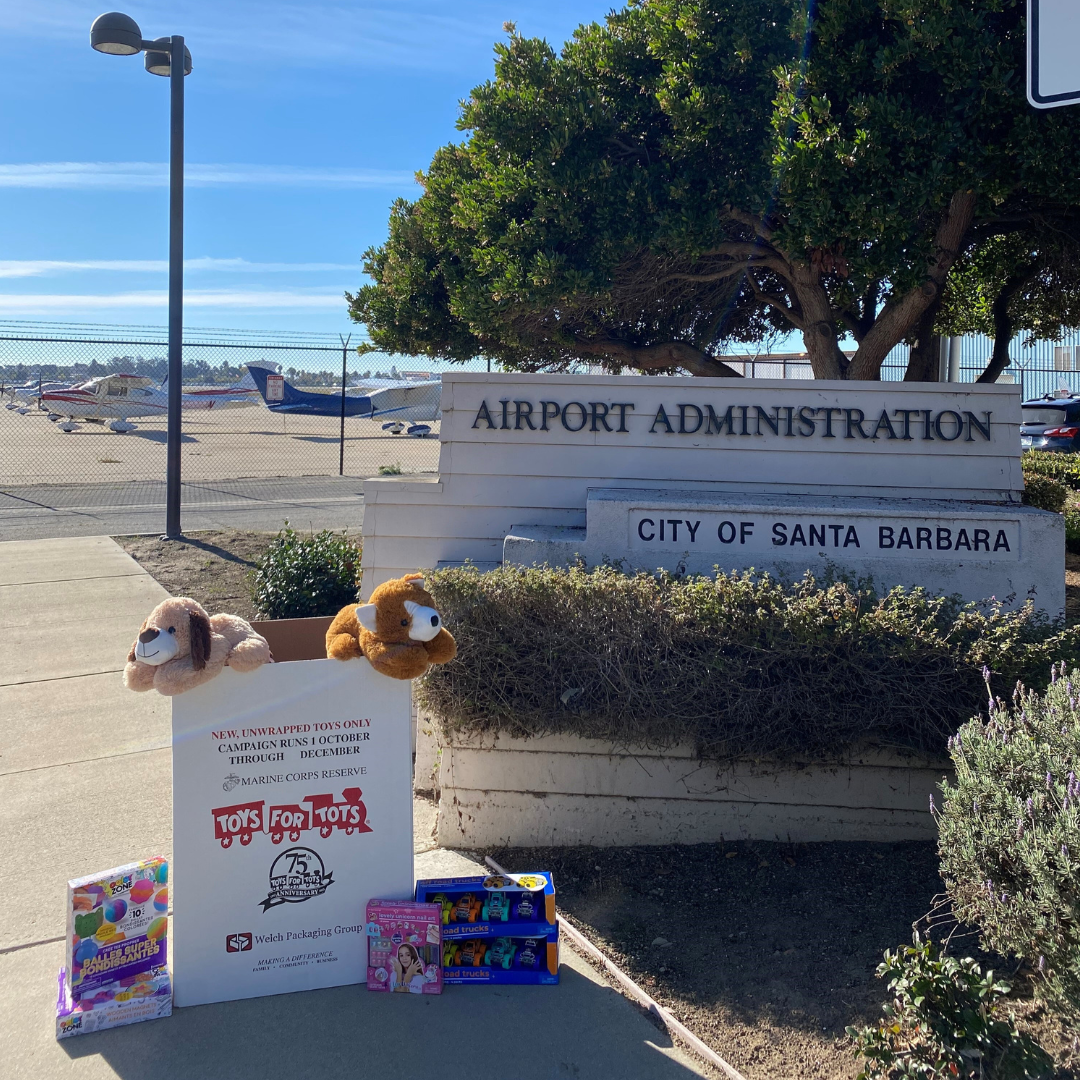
{"left": 0, "top": 1, "right": 616, "bottom": 338}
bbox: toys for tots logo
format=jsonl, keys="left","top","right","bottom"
{"left": 210, "top": 787, "right": 372, "bottom": 848}
{"left": 260, "top": 847, "right": 334, "bottom": 912}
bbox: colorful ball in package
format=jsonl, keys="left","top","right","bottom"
{"left": 74, "top": 938, "right": 98, "bottom": 964}
{"left": 129, "top": 879, "right": 154, "bottom": 905}
{"left": 146, "top": 917, "right": 167, "bottom": 942}
{"left": 153, "top": 888, "right": 168, "bottom": 913}
{"left": 104, "top": 898, "right": 127, "bottom": 924}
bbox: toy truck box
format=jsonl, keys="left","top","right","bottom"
{"left": 414, "top": 872, "right": 556, "bottom": 939}
{"left": 440, "top": 929, "right": 559, "bottom": 985}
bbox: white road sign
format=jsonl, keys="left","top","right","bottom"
{"left": 1028, "top": 0, "right": 1080, "bottom": 108}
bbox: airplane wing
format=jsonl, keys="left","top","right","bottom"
{"left": 367, "top": 381, "right": 441, "bottom": 422}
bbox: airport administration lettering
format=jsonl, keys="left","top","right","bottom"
{"left": 471, "top": 399, "right": 993, "bottom": 443}
{"left": 627, "top": 512, "right": 1020, "bottom": 561}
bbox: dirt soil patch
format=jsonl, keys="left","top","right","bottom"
{"left": 116, "top": 530, "right": 273, "bottom": 622}
{"left": 487, "top": 842, "right": 1078, "bottom": 1080}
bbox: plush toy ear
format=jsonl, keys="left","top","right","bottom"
{"left": 404, "top": 573, "right": 425, "bottom": 589}
{"left": 354, "top": 604, "right": 378, "bottom": 633}
{"left": 189, "top": 609, "right": 212, "bottom": 670}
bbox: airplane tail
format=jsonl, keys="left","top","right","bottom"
{"left": 245, "top": 364, "right": 304, "bottom": 408}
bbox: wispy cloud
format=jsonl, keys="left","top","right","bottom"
{"left": 0, "top": 1, "right": 547, "bottom": 72}
{"left": 0, "top": 162, "right": 418, "bottom": 191}
{"left": 0, "top": 290, "right": 347, "bottom": 312}
{"left": 0, "top": 258, "right": 359, "bottom": 278}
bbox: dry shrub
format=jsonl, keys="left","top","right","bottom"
{"left": 419, "top": 565, "right": 1080, "bottom": 762}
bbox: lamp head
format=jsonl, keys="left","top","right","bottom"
{"left": 144, "top": 37, "right": 192, "bottom": 76}
{"left": 90, "top": 11, "right": 143, "bottom": 55}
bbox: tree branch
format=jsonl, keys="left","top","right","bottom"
{"left": 847, "top": 190, "right": 977, "bottom": 380}
{"left": 723, "top": 206, "right": 775, "bottom": 241}
{"left": 746, "top": 272, "right": 805, "bottom": 330}
{"left": 976, "top": 260, "right": 1043, "bottom": 383}
{"left": 574, "top": 339, "right": 744, "bottom": 378}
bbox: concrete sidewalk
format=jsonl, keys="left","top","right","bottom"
{"left": 0, "top": 535, "right": 712, "bottom": 1080}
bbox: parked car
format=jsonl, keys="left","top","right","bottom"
{"left": 1021, "top": 392, "right": 1080, "bottom": 453}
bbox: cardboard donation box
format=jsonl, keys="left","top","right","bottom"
{"left": 171, "top": 617, "right": 414, "bottom": 1007}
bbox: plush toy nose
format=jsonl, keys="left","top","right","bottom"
{"left": 403, "top": 601, "right": 442, "bottom": 642}
{"left": 139, "top": 628, "right": 160, "bottom": 644}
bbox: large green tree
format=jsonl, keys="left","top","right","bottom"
{"left": 349, "top": 0, "right": 1080, "bottom": 380}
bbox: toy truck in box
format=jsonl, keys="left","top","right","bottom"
{"left": 414, "top": 872, "right": 557, "bottom": 939}
{"left": 415, "top": 872, "right": 559, "bottom": 985}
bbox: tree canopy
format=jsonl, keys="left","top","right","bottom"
{"left": 349, "top": 0, "right": 1080, "bottom": 380}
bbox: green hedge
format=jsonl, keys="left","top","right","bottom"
{"left": 1023, "top": 450, "right": 1080, "bottom": 490}
{"left": 250, "top": 525, "right": 361, "bottom": 620}
{"left": 1021, "top": 473, "right": 1068, "bottom": 514}
{"left": 419, "top": 565, "right": 1080, "bottom": 762}
{"left": 938, "top": 664, "right": 1080, "bottom": 1020}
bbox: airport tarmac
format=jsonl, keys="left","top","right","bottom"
{"left": 0, "top": 406, "right": 441, "bottom": 486}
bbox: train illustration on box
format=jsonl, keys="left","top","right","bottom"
{"left": 211, "top": 788, "right": 373, "bottom": 848}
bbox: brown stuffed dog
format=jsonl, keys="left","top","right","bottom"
{"left": 326, "top": 573, "right": 456, "bottom": 680}
{"left": 124, "top": 596, "right": 272, "bottom": 696}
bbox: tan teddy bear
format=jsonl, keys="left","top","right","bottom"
{"left": 124, "top": 596, "right": 272, "bottom": 696}
{"left": 326, "top": 573, "right": 456, "bottom": 680}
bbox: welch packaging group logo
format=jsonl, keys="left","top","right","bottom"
{"left": 226, "top": 932, "right": 253, "bottom": 953}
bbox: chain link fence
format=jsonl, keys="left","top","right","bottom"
{"left": 3, "top": 320, "right": 1080, "bottom": 516}
{"left": 0, "top": 321, "right": 492, "bottom": 514}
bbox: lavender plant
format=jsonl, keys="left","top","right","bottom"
{"left": 938, "top": 663, "right": 1080, "bottom": 1019}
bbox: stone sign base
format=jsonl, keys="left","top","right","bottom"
{"left": 504, "top": 488, "right": 1064, "bottom": 615}
{"left": 435, "top": 730, "right": 945, "bottom": 847}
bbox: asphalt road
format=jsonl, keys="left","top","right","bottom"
{"left": 0, "top": 476, "right": 367, "bottom": 541}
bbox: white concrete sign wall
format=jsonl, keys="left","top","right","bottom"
{"left": 361, "top": 373, "right": 1024, "bottom": 597}
{"left": 171, "top": 663, "right": 413, "bottom": 1007}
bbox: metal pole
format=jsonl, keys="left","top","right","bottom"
{"left": 948, "top": 335, "right": 962, "bottom": 382}
{"left": 165, "top": 34, "right": 185, "bottom": 538}
{"left": 339, "top": 344, "right": 347, "bottom": 476}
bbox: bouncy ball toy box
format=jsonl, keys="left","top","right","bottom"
{"left": 56, "top": 967, "right": 172, "bottom": 1039}
{"left": 415, "top": 872, "right": 559, "bottom": 985}
{"left": 366, "top": 899, "right": 442, "bottom": 994}
{"left": 66, "top": 857, "right": 169, "bottom": 1001}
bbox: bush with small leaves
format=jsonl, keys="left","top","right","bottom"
{"left": 1020, "top": 473, "right": 1067, "bottom": 514}
{"left": 938, "top": 664, "right": 1080, "bottom": 1020}
{"left": 420, "top": 565, "right": 1080, "bottom": 762}
{"left": 1065, "top": 506, "right": 1080, "bottom": 556}
{"left": 250, "top": 524, "right": 361, "bottom": 620}
{"left": 1022, "top": 451, "right": 1080, "bottom": 491}
{"left": 848, "top": 934, "right": 1051, "bottom": 1080}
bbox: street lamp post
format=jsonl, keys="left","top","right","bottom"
{"left": 91, "top": 13, "right": 192, "bottom": 538}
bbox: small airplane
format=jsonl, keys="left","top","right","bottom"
{"left": 3, "top": 377, "right": 75, "bottom": 413}
{"left": 246, "top": 364, "right": 441, "bottom": 436}
{"left": 40, "top": 371, "right": 260, "bottom": 432}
